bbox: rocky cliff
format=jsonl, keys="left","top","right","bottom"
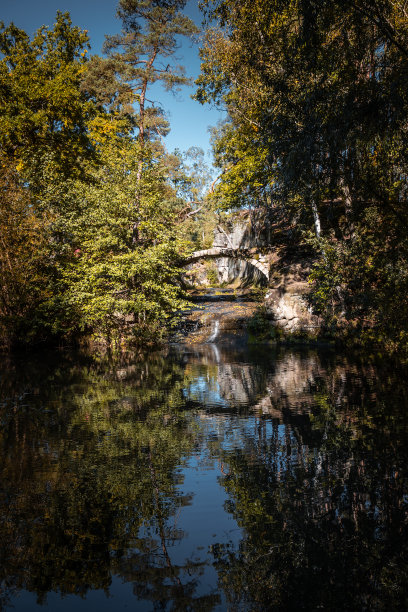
{"left": 212, "top": 212, "right": 269, "bottom": 285}
{"left": 213, "top": 213, "right": 321, "bottom": 334}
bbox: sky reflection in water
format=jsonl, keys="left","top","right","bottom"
{"left": 1, "top": 344, "right": 408, "bottom": 610}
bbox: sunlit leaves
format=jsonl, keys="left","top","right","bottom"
{"left": 0, "top": 12, "right": 94, "bottom": 190}
{"left": 196, "top": 0, "right": 408, "bottom": 349}
{"left": 59, "top": 138, "right": 190, "bottom": 341}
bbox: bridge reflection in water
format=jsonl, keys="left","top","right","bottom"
{"left": 0, "top": 345, "right": 407, "bottom": 610}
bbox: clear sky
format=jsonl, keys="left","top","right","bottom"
{"left": 1, "top": 0, "right": 225, "bottom": 161}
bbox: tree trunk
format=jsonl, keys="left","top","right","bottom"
{"left": 311, "top": 199, "right": 321, "bottom": 239}
{"left": 133, "top": 46, "right": 159, "bottom": 245}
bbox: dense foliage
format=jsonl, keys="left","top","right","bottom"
{"left": 3, "top": 0, "right": 408, "bottom": 351}
{"left": 196, "top": 0, "right": 408, "bottom": 350}
{"left": 0, "top": 3, "right": 201, "bottom": 348}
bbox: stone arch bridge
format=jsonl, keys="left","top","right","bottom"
{"left": 184, "top": 247, "right": 270, "bottom": 281}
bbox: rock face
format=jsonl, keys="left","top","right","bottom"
{"left": 184, "top": 260, "right": 215, "bottom": 287}
{"left": 213, "top": 217, "right": 268, "bottom": 285}
{"left": 265, "top": 283, "right": 321, "bottom": 333}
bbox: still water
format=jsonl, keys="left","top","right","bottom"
{"left": 1, "top": 343, "right": 408, "bottom": 611}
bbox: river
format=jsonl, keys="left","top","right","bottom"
{"left": 1, "top": 340, "right": 408, "bottom": 610}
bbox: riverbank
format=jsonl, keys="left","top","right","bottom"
{"left": 168, "top": 284, "right": 408, "bottom": 360}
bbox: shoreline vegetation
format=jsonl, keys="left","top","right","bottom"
{"left": 2, "top": 1, "right": 408, "bottom": 357}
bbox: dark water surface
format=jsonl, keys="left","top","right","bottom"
{"left": 1, "top": 344, "right": 408, "bottom": 611}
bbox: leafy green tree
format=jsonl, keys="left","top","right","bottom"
{"left": 196, "top": 0, "right": 408, "bottom": 349}
{"left": 0, "top": 13, "right": 99, "bottom": 344}
{"left": 58, "top": 134, "right": 190, "bottom": 344}
{"left": 82, "top": 0, "right": 199, "bottom": 243}
{"left": 167, "top": 146, "right": 217, "bottom": 248}
{"left": 0, "top": 161, "right": 53, "bottom": 346}
{"left": 0, "top": 12, "right": 94, "bottom": 193}
{"left": 0, "top": 6, "right": 198, "bottom": 347}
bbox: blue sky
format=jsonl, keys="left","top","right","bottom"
{"left": 1, "top": 0, "right": 225, "bottom": 161}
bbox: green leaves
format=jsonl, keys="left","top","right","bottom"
{"left": 57, "top": 138, "right": 190, "bottom": 342}
{"left": 196, "top": 0, "right": 408, "bottom": 350}
{"left": 0, "top": 6, "right": 197, "bottom": 347}
{"left": 0, "top": 12, "right": 94, "bottom": 189}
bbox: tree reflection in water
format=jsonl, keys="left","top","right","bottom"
{"left": 0, "top": 346, "right": 407, "bottom": 610}
{"left": 204, "top": 349, "right": 408, "bottom": 611}
{"left": 0, "top": 350, "right": 219, "bottom": 610}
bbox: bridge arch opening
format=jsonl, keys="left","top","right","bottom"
{"left": 184, "top": 247, "right": 269, "bottom": 283}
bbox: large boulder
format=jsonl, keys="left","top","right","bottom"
{"left": 265, "top": 283, "right": 321, "bottom": 333}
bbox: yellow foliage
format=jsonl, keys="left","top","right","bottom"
{"left": 88, "top": 116, "right": 121, "bottom": 145}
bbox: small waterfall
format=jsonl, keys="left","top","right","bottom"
{"left": 207, "top": 319, "right": 219, "bottom": 343}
